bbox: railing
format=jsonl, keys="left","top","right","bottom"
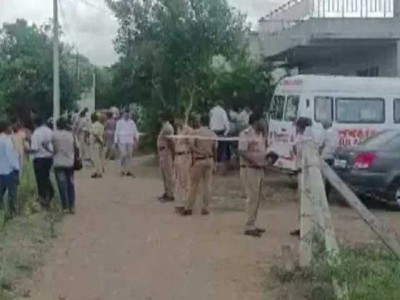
{"left": 259, "top": 0, "right": 394, "bottom": 34}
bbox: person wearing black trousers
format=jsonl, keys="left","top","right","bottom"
{"left": 30, "top": 117, "right": 54, "bottom": 208}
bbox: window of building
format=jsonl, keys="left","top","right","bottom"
{"left": 336, "top": 98, "right": 384, "bottom": 123}
{"left": 393, "top": 99, "right": 400, "bottom": 123}
{"left": 356, "top": 67, "right": 379, "bottom": 77}
{"left": 284, "top": 95, "right": 299, "bottom": 121}
{"left": 270, "top": 95, "right": 285, "bottom": 120}
{"left": 315, "top": 96, "right": 333, "bottom": 123}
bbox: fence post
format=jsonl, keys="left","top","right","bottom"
{"left": 299, "top": 145, "right": 314, "bottom": 267}
{"left": 305, "top": 141, "right": 349, "bottom": 299}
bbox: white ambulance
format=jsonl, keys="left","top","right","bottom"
{"left": 267, "top": 75, "right": 400, "bottom": 171}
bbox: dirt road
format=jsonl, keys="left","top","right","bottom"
{"left": 28, "top": 161, "right": 299, "bottom": 300}
{"left": 27, "top": 159, "right": 400, "bottom": 300}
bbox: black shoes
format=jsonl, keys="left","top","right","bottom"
{"left": 244, "top": 229, "right": 262, "bottom": 238}
{"left": 175, "top": 206, "right": 185, "bottom": 214}
{"left": 180, "top": 209, "right": 193, "bottom": 216}
{"left": 290, "top": 229, "right": 301, "bottom": 237}
{"left": 244, "top": 228, "right": 266, "bottom": 238}
{"left": 201, "top": 209, "right": 210, "bottom": 216}
{"left": 256, "top": 227, "right": 266, "bottom": 233}
{"left": 91, "top": 173, "right": 102, "bottom": 179}
{"left": 158, "top": 194, "right": 174, "bottom": 203}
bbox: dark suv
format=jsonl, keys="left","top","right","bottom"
{"left": 333, "top": 130, "right": 400, "bottom": 208}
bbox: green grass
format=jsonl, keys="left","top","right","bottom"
{"left": 268, "top": 239, "right": 400, "bottom": 300}
{"left": 0, "top": 161, "right": 63, "bottom": 299}
{"left": 314, "top": 245, "right": 400, "bottom": 300}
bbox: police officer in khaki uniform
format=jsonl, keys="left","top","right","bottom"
{"left": 181, "top": 115, "right": 217, "bottom": 216}
{"left": 91, "top": 113, "right": 105, "bottom": 179}
{"left": 238, "top": 113, "right": 278, "bottom": 237}
{"left": 157, "top": 112, "right": 175, "bottom": 202}
{"left": 173, "top": 118, "right": 193, "bottom": 213}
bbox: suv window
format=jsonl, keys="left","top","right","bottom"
{"left": 315, "top": 96, "right": 333, "bottom": 123}
{"left": 270, "top": 95, "right": 285, "bottom": 120}
{"left": 361, "top": 130, "right": 400, "bottom": 150}
{"left": 284, "top": 95, "right": 299, "bottom": 121}
{"left": 336, "top": 98, "right": 384, "bottom": 123}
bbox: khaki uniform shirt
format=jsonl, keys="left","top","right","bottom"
{"left": 190, "top": 127, "right": 217, "bottom": 159}
{"left": 92, "top": 121, "right": 105, "bottom": 145}
{"left": 157, "top": 121, "right": 174, "bottom": 152}
{"left": 238, "top": 127, "right": 266, "bottom": 168}
{"left": 12, "top": 130, "right": 26, "bottom": 156}
{"left": 175, "top": 125, "right": 192, "bottom": 154}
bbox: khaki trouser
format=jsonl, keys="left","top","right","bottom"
{"left": 174, "top": 154, "right": 192, "bottom": 206}
{"left": 92, "top": 143, "right": 105, "bottom": 175}
{"left": 119, "top": 143, "right": 134, "bottom": 173}
{"left": 159, "top": 150, "right": 174, "bottom": 198}
{"left": 78, "top": 132, "right": 91, "bottom": 161}
{"left": 240, "top": 167, "right": 264, "bottom": 231}
{"left": 105, "top": 131, "right": 115, "bottom": 159}
{"left": 186, "top": 158, "right": 213, "bottom": 211}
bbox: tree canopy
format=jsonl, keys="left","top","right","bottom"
{"left": 0, "top": 19, "right": 93, "bottom": 122}
{"left": 106, "top": 0, "right": 271, "bottom": 133}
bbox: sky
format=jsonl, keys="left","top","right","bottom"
{"left": 0, "top": 0, "right": 281, "bottom": 66}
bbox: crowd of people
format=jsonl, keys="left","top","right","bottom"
{"left": 0, "top": 115, "right": 78, "bottom": 219}
{"left": 156, "top": 103, "right": 279, "bottom": 238}
{"left": 1, "top": 102, "right": 336, "bottom": 239}
{"left": 0, "top": 102, "right": 277, "bottom": 238}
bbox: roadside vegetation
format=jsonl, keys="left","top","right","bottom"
{"left": 268, "top": 238, "right": 400, "bottom": 300}
{"left": 0, "top": 163, "right": 62, "bottom": 299}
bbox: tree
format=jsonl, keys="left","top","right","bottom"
{"left": 106, "top": 0, "right": 249, "bottom": 133}
{"left": 0, "top": 19, "right": 92, "bottom": 122}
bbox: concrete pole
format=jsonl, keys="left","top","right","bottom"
{"left": 53, "top": 0, "right": 60, "bottom": 128}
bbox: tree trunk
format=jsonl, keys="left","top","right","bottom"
{"left": 184, "top": 88, "right": 195, "bottom": 124}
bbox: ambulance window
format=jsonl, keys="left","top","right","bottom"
{"left": 394, "top": 99, "right": 400, "bottom": 123}
{"left": 336, "top": 98, "right": 384, "bottom": 123}
{"left": 315, "top": 96, "right": 333, "bottom": 123}
{"left": 270, "top": 95, "right": 285, "bottom": 120}
{"left": 285, "top": 95, "right": 299, "bottom": 121}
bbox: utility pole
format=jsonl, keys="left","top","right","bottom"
{"left": 76, "top": 51, "right": 80, "bottom": 101}
{"left": 53, "top": 0, "right": 60, "bottom": 128}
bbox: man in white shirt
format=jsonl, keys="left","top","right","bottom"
{"left": 31, "top": 117, "right": 54, "bottom": 208}
{"left": 209, "top": 102, "right": 230, "bottom": 169}
{"left": 238, "top": 107, "right": 251, "bottom": 128}
{"left": 319, "top": 121, "right": 340, "bottom": 199}
{"left": 319, "top": 121, "right": 340, "bottom": 165}
{"left": 114, "top": 110, "right": 139, "bottom": 176}
{"left": 0, "top": 120, "right": 20, "bottom": 219}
